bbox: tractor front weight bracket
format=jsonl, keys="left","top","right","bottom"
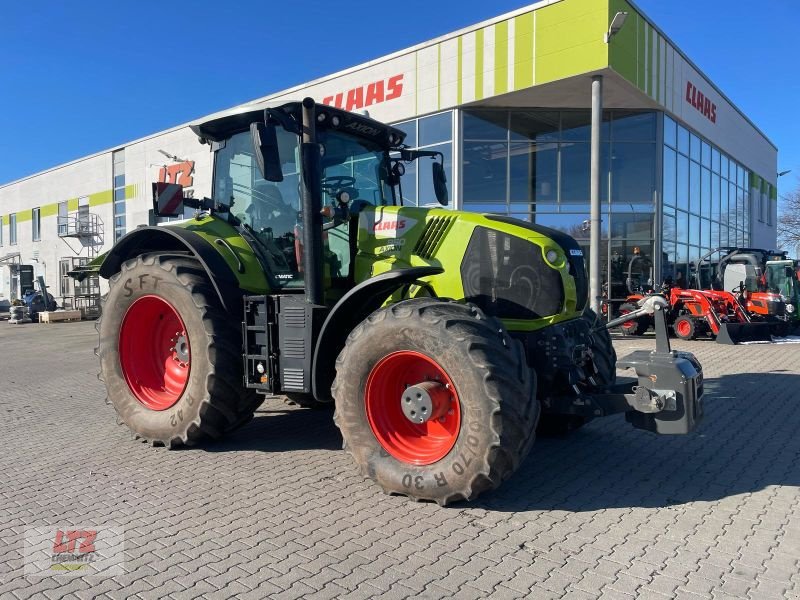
{"left": 544, "top": 306, "right": 704, "bottom": 435}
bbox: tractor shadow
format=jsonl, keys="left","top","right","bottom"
{"left": 202, "top": 404, "right": 342, "bottom": 453}
{"left": 471, "top": 371, "right": 800, "bottom": 513}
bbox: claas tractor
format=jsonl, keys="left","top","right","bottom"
{"left": 89, "top": 98, "right": 703, "bottom": 505}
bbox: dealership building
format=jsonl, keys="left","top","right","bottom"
{"left": 0, "top": 0, "right": 778, "bottom": 308}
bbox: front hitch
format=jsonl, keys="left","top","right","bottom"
{"left": 614, "top": 304, "right": 704, "bottom": 434}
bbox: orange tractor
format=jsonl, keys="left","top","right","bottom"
{"left": 617, "top": 250, "right": 773, "bottom": 344}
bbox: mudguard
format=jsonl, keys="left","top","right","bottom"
{"left": 311, "top": 266, "right": 444, "bottom": 402}
{"left": 98, "top": 226, "right": 244, "bottom": 314}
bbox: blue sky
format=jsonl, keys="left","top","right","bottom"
{"left": 1, "top": 0, "right": 798, "bottom": 197}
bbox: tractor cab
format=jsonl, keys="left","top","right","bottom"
{"left": 766, "top": 260, "right": 800, "bottom": 318}
{"left": 156, "top": 100, "right": 448, "bottom": 304}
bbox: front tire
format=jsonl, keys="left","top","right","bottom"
{"left": 98, "top": 254, "right": 260, "bottom": 446}
{"left": 618, "top": 302, "right": 650, "bottom": 336}
{"left": 673, "top": 315, "right": 697, "bottom": 340}
{"left": 332, "top": 299, "right": 538, "bottom": 505}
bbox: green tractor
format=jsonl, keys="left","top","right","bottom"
{"left": 91, "top": 98, "right": 703, "bottom": 505}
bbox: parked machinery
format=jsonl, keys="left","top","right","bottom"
{"left": 617, "top": 247, "right": 774, "bottom": 344}
{"left": 77, "top": 99, "right": 704, "bottom": 505}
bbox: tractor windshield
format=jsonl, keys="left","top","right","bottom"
{"left": 767, "top": 262, "right": 800, "bottom": 299}
{"left": 211, "top": 126, "right": 393, "bottom": 285}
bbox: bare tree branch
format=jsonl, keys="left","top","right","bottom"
{"left": 778, "top": 179, "right": 800, "bottom": 254}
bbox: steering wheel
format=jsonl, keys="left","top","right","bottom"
{"left": 321, "top": 175, "right": 356, "bottom": 195}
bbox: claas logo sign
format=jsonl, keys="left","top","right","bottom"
{"left": 685, "top": 81, "right": 717, "bottom": 124}
{"left": 322, "top": 75, "right": 404, "bottom": 112}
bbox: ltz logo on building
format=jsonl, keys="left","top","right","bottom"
{"left": 158, "top": 161, "right": 195, "bottom": 188}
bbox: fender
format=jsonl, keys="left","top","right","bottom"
{"left": 98, "top": 226, "right": 243, "bottom": 314}
{"left": 311, "top": 266, "right": 444, "bottom": 402}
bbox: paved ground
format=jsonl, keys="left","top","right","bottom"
{"left": 0, "top": 320, "right": 798, "bottom": 599}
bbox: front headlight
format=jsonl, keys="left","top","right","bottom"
{"left": 787, "top": 303, "right": 795, "bottom": 314}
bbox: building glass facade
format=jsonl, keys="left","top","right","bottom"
{"left": 458, "top": 108, "right": 657, "bottom": 301}
{"left": 392, "top": 111, "right": 454, "bottom": 206}
{"left": 662, "top": 114, "right": 752, "bottom": 286}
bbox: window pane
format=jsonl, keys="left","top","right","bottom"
{"left": 701, "top": 141, "right": 711, "bottom": 168}
{"left": 418, "top": 142, "right": 451, "bottom": 204}
{"left": 712, "top": 147, "right": 720, "bottom": 174}
{"left": 533, "top": 212, "right": 593, "bottom": 240}
{"left": 700, "top": 217, "right": 710, "bottom": 248}
{"left": 721, "top": 154, "right": 730, "bottom": 181}
{"left": 114, "top": 187, "right": 126, "bottom": 201}
{"left": 677, "top": 154, "right": 689, "bottom": 211}
{"left": 710, "top": 220, "right": 720, "bottom": 248}
{"left": 728, "top": 182, "right": 737, "bottom": 229}
{"left": 676, "top": 210, "right": 689, "bottom": 246}
{"left": 462, "top": 141, "right": 508, "bottom": 203}
{"left": 720, "top": 180, "right": 729, "bottom": 225}
{"left": 711, "top": 173, "right": 721, "bottom": 221}
{"left": 663, "top": 146, "right": 676, "bottom": 207}
{"left": 393, "top": 120, "right": 417, "bottom": 148}
{"left": 610, "top": 142, "right": 655, "bottom": 203}
{"left": 700, "top": 167, "right": 711, "bottom": 219}
{"left": 464, "top": 202, "right": 509, "bottom": 214}
{"left": 664, "top": 115, "right": 677, "bottom": 148}
{"left": 399, "top": 159, "right": 417, "bottom": 205}
{"left": 689, "top": 133, "right": 701, "bottom": 162}
{"left": 677, "top": 125, "right": 689, "bottom": 155}
{"left": 662, "top": 213, "right": 677, "bottom": 258}
{"left": 560, "top": 111, "right": 591, "bottom": 141}
{"left": 509, "top": 110, "right": 560, "bottom": 142}
{"left": 463, "top": 111, "right": 507, "bottom": 141}
{"left": 689, "top": 214, "right": 700, "bottom": 247}
{"left": 689, "top": 161, "right": 700, "bottom": 214}
{"left": 509, "top": 143, "right": 558, "bottom": 205}
{"left": 611, "top": 111, "right": 655, "bottom": 142}
{"left": 559, "top": 142, "right": 590, "bottom": 202}
{"left": 114, "top": 174, "right": 125, "bottom": 188}
{"left": 610, "top": 211, "right": 653, "bottom": 241}
{"left": 418, "top": 112, "right": 451, "bottom": 146}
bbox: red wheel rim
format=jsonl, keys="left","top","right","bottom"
{"left": 676, "top": 319, "right": 691, "bottom": 337}
{"left": 619, "top": 310, "right": 637, "bottom": 332}
{"left": 119, "top": 295, "right": 190, "bottom": 411}
{"left": 365, "top": 351, "right": 461, "bottom": 465}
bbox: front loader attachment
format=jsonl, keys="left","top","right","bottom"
{"left": 716, "top": 321, "right": 773, "bottom": 345}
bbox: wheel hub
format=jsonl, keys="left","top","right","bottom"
{"left": 173, "top": 333, "right": 190, "bottom": 365}
{"left": 364, "top": 351, "right": 461, "bottom": 465}
{"left": 401, "top": 381, "right": 451, "bottom": 424}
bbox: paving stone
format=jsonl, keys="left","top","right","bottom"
{"left": 0, "top": 324, "right": 798, "bottom": 599}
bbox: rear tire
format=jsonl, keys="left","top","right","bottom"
{"left": 673, "top": 315, "right": 697, "bottom": 340}
{"left": 332, "top": 298, "right": 538, "bottom": 505}
{"left": 97, "top": 254, "right": 260, "bottom": 447}
{"left": 618, "top": 302, "right": 650, "bottom": 336}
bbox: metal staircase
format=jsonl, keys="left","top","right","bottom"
{"left": 58, "top": 212, "right": 104, "bottom": 318}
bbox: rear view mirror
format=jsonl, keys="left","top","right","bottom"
{"left": 250, "top": 122, "right": 284, "bottom": 182}
{"left": 432, "top": 161, "right": 448, "bottom": 206}
{"left": 152, "top": 182, "right": 185, "bottom": 217}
